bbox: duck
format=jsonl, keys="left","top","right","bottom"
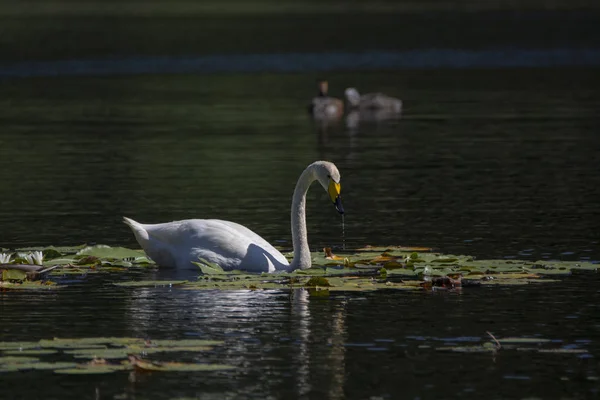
{"left": 344, "top": 87, "right": 402, "bottom": 113}
{"left": 123, "top": 161, "right": 344, "bottom": 273}
{"left": 309, "top": 80, "right": 344, "bottom": 119}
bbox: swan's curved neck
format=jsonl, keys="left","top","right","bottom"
{"left": 289, "top": 166, "right": 315, "bottom": 270}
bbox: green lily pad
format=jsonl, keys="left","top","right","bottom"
{"left": 54, "top": 364, "right": 130, "bottom": 374}
{"left": 39, "top": 337, "right": 145, "bottom": 348}
{"left": 42, "top": 248, "right": 64, "bottom": 260}
{"left": 134, "top": 361, "right": 235, "bottom": 372}
{"left": 193, "top": 259, "right": 227, "bottom": 275}
{"left": 0, "top": 362, "right": 78, "bottom": 372}
{"left": 138, "top": 346, "right": 214, "bottom": 354}
{"left": 67, "top": 349, "right": 133, "bottom": 360}
{"left": 43, "top": 258, "right": 77, "bottom": 266}
{"left": 0, "top": 342, "right": 42, "bottom": 351}
{"left": 4, "top": 349, "right": 58, "bottom": 356}
{"left": 0, "top": 281, "right": 61, "bottom": 290}
{"left": 0, "top": 356, "right": 40, "bottom": 364}
{"left": 305, "top": 277, "right": 330, "bottom": 287}
{"left": 76, "top": 245, "right": 149, "bottom": 261}
{"left": 1, "top": 269, "right": 28, "bottom": 281}
{"left": 148, "top": 340, "right": 224, "bottom": 347}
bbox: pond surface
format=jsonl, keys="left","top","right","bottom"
{"left": 1, "top": 6, "right": 600, "bottom": 400}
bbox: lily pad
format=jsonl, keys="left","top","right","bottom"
{"left": 0, "top": 356, "right": 40, "bottom": 364}
{"left": 132, "top": 359, "right": 235, "bottom": 372}
{"left": 1, "top": 269, "right": 28, "bottom": 281}
{"left": 193, "top": 259, "right": 227, "bottom": 275}
{"left": 4, "top": 349, "right": 58, "bottom": 356}
{"left": 67, "top": 349, "right": 134, "bottom": 360}
{"left": 54, "top": 364, "right": 130, "bottom": 374}
{"left": 0, "top": 362, "right": 78, "bottom": 372}
{"left": 39, "top": 337, "right": 145, "bottom": 348}
{"left": 0, "top": 281, "right": 61, "bottom": 290}
{"left": 148, "top": 340, "right": 224, "bottom": 347}
{"left": 0, "top": 342, "right": 42, "bottom": 351}
{"left": 76, "top": 245, "right": 150, "bottom": 261}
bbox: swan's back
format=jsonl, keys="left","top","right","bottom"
{"left": 124, "top": 217, "right": 290, "bottom": 272}
{"left": 361, "top": 93, "right": 402, "bottom": 112}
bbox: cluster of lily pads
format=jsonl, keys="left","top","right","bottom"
{"left": 0, "top": 337, "right": 234, "bottom": 374}
{"left": 1, "top": 244, "right": 597, "bottom": 292}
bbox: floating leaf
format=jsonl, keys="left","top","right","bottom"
{"left": 129, "top": 356, "right": 235, "bottom": 372}
{"left": 0, "top": 362, "right": 78, "bottom": 372}
{"left": 76, "top": 245, "right": 149, "bottom": 261}
{"left": 193, "top": 259, "right": 227, "bottom": 275}
{"left": 4, "top": 349, "right": 58, "bottom": 356}
{"left": 305, "top": 277, "right": 330, "bottom": 287}
{"left": 42, "top": 248, "right": 64, "bottom": 260}
{"left": 54, "top": 365, "right": 129, "bottom": 374}
{"left": 0, "top": 342, "right": 41, "bottom": 351}
{"left": 0, "top": 356, "right": 40, "bottom": 364}
{"left": 1, "top": 269, "right": 28, "bottom": 281}
{"left": 0, "top": 281, "right": 61, "bottom": 290}
{"left": 148, "top": 340, "right": 224, "bottom": 347}
{"left": 67, "top": 349, "right": 133, "bottom": 360}
{"left": 39, "top": 337, "right": 145, "bottom": 348}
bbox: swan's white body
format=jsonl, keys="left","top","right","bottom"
{"left": 344, "top": 87, "right": 402, "bottom": 113}
{"left": 124, "top": 161, "right": 343, "bottom": 273}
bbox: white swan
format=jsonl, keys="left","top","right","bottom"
{"left": 123, "top": 161, "right": 344, "bottom": 273}
{"left": 344, "top": 87, "right": 402, "bottom": 113}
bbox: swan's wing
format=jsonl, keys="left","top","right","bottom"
{"left": 362, "top": 93, "right": 402, "bottom": 111}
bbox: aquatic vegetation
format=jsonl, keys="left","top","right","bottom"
{"left": 0, "top": 337, "right": 232, "bottom": 374}
{"left": 0, "top": 244, "right": 597, "bottom": 292}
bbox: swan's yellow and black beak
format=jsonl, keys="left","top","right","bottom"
{"left": 328, "top": 180, "right": 344, "bottom": 214}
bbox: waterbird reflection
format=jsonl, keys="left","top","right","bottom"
{"left": 344, "top": 109, "right": 403, "bottom": 131}
{"left": 124, "top": 285, "right": 348, "bottom": 398}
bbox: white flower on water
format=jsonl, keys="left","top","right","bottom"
{"left": 0, "top": 253, "right": 13, "bottom": 263}
{"left": 17, "top": 251, "right": 44, "bottom": 265}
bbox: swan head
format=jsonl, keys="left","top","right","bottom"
{"left": 344, "top": 87, "right": 361, "bottom": 108}
{"left": 311, "top": 161, "right": 344, "bottom": 215}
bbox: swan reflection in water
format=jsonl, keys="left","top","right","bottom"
{"left": 344, "top": 108, "right": 402, "bottom": 131}
{"left": 123, "top": 285, "right": 348, "bottom": 399}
